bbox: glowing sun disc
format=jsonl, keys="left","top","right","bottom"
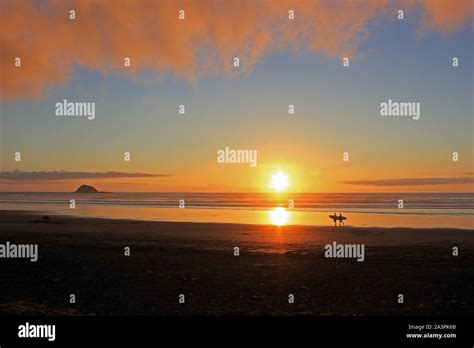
{"left": 269, "top": 172, "right": 289, "bottom": 192}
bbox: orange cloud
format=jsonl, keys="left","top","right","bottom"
{"left": 1, "top": 0, "right": 472, "bottom": 99}
{"left": 417, "top": 0, "right": 474, "bottom": 34}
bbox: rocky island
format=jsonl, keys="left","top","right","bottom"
{"left": 75, "top": 184, "right": 100, "bottom": 193}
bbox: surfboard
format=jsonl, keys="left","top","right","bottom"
{"left": 329, "top": 215, "right": 347, "bottom": 220}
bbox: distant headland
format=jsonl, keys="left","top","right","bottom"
{"left": 75, "top": 185, "right": 100, "bottom": 193}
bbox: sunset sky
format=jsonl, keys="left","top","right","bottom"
{"left": 1, "top": 0, "right": 473, "bottom": 192}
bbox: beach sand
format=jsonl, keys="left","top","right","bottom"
{"left": 0, "top": 210, "right": 473, "bottom": 316}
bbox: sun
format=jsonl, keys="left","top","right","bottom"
{"left": 269, "top": 171, "right": 289, "bottom": 192}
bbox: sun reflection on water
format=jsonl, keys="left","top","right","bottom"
{"left": 269, "top": 207, "right": 290, "bottom": 226}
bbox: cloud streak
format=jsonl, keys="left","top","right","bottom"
{"left": 341, "top": 177, "right": 474, "bottom": 187}
{"left": 1, "top": 0, "right": 473, "bottom": 99}
{"left": 0, "top": 170, "right": 172, "bottom": 181}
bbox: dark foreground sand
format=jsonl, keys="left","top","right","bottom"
{"left": 0, "top": 210, "right": 473, "bottom": 316}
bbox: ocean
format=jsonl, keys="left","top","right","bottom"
{"left": 1, "top": 192, "right": 473, "bottom": 228}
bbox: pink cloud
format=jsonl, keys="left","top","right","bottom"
{"left": 1, "top": 0, "right": 472, "bottom": 99}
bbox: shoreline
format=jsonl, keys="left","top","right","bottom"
{"left": 0, "top": 208, "right": 474, "bottom": 232}
{"left": 1, "top": 208, "right": 473, "bottom": 231}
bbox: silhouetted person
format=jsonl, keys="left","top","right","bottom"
{"left": 332, "top": 212, "right": 337, "bottom": 226}
{"left": 339, "top": 213, "right": 344, "bottom": 226}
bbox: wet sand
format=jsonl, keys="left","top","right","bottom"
{"left": 0, "top": 210, "right": 473, "bottom": 316}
